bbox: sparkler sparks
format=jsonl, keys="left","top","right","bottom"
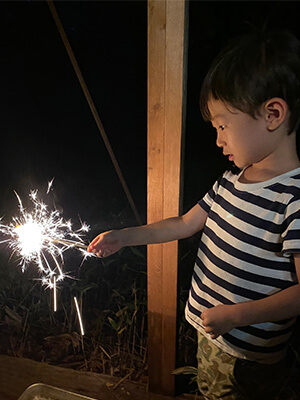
{"left": 74, "top": 297, "right": 85, "bottom": 336}
{"left": 0, "top": 182, "right": 92, "bottom": 299}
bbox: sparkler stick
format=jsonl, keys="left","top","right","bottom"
{"left": 48, "top": 238, "right": 88, "bottom": 250}
{"left": 74, "top": 296, "right": 85, "bottom": 336}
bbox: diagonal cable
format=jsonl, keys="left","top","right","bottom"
{"left": 47, "top": 0, "right": 142, "bottom": 225}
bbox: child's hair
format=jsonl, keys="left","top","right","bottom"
{"left": 200, "top": 30, "right": 300, "bottom": 134}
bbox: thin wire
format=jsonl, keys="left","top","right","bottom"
{"left": 47, "top": 0, "right": 142, "bottom": 226}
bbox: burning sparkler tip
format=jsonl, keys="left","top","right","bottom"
{"left": 0, "top": 182, "right": 91, "bottom": 293}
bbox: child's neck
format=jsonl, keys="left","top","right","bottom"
{"left": 239, "top": 130, "right": 300, "bottom": 183}
{"left": 240, "top": 165, "right": 297, "bottom": 184}
{"left": 240, "top": 159, "right": 300, "bottom": 184}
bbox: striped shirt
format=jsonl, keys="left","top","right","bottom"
{"left": 185, "top": 168, "right": 300, "bottom": 363}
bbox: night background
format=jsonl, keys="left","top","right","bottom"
{"left": 0, "top": 1, "right": 300, "bottom": 397}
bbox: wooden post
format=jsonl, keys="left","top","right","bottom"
{"left": 147, "top": 0, "right": 188, "bottom": 395}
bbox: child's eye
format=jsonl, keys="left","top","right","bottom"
{"left": 219, "top": 125, "right": 225, "bottom": 131}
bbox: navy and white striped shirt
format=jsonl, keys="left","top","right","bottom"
{"left": 185, "top": 168, "right": 300, "bottom": 363}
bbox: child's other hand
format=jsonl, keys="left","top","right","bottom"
{"left": 201, "top": 305, "right": 237, "bottom": 339}
{"left": 87, "top": 230, "right": 123, "bottom": 258}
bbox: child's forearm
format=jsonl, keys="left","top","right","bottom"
{"left": 119, "top": 216, "right": 194, "bottom": 247}
{"left": 88, "top": 204, "right": 207, "bottom": 257}
{"left": 232, "top": 283, "right": 300, "bottom": 326}
{"left": 117, "top": 204, "right": 207, "bottom": 248}
{"left": 88, "top": 217, "right": 193, "bottom": 258}
{"left": 201, "top": 283, "right": 300, "bottom": 339}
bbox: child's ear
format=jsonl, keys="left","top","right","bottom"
{"left": 264, "top": 98, "right": 288, "bottom": 131}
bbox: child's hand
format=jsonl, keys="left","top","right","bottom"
{"left": 201, "top": 305, "right": 237, "bottom": 339}
{"left": 87, "top": 230, "right": 123, "bottom": 258}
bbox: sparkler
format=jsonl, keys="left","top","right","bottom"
{"left": 74, "top": 297, "right": 85, "bottom": 336}
{"left": 0, "top": 182, "right": 92, "bottom": 312}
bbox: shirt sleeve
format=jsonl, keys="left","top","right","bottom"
{"left": 282, "top": 196, "right": 300, "bottom": 256}
{"left": 198, "top": 174, "right": 223, "bottom": 213}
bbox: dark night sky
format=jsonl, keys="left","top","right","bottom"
{"left": 1, "top": 1, "right": 300, "bottom": 243}
{"left": 0, "top": 1, "right": 147, "bottom": 239}
{"left": 184, "top": 1, "right": 300, "bottom": 209}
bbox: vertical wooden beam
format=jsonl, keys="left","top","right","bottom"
{"left": 147, "top": 0, "right": 188, "bottom": 395}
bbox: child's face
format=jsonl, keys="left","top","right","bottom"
{"left": 207, "top": 99, "right": 275, "bottom": 169}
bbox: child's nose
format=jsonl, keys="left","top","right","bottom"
{"left": 216, "top": 132, "right": 225, "bottom": 147}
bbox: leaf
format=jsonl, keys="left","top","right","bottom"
{"left": 117, "top": 327, "right": 126, "bottom": 335}
{"left": 79, "top": 282, "right": 99, "bottom": 293}
{"left": 5, "top": 306, "right": 22, "bottom": 324}
{"left": 172, "top": 366, "right": 198, "bottom": 376}
{"left": 116, "top": 306, "right": 128, "bottom": 318}
{"left": 103, "top": 259, "right": 117, "bottom": 267}
{"left": 128, "top": 246, "right": 146, "bottom": 260}
{"left": 108, "top": 317, "right": 119, "bottom": 331}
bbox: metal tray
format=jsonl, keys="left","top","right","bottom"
{"left": 18, "top": 383, "right": 97, "bottom": 400}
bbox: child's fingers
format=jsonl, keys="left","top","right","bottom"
{"left": 90, "top": 235, "right": 102, "bottom": 247}
{"left": 88, "top": 235, "right": 104, "bottom": 252}
{"left": 87, "top": 240, "right": 97, "bottom": 251}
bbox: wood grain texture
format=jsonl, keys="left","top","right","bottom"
{"left": 147, "top": 0, "right": 188, "bottom": 395}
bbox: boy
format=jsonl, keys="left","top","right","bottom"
{"left": 88, "top": 30, "right": 300, "bottom": 399}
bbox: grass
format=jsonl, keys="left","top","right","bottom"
{"left": 1, "top": 241, "right": 300, "bottom": 398}
{"left": 0, "top": 246, "right": 148, "bottom": 382}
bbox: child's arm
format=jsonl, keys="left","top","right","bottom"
{"left": 88, "top": 204, "right": 207, "bottom": 258}
{"left": 201, "top": 254, "right": 300, "bottom": 339}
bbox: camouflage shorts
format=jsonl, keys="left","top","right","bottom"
{"left": 196, "top": 331, "right": 291, "bottom": 400}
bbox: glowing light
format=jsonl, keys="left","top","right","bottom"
{"left": 15, "top": 221, "right": 44, "bottom": 256}
{"left": 0, "top": 181, "right": 93, "bottom": 309}
{"left": 74, "top": 296, "right": 85, "bottom": 336}
{"left": 53, "top": 276, "right": 57, "bottom": 312}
